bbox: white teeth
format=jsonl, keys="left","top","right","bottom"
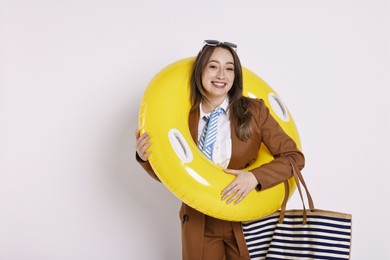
{"left": 213, "top": 82, "right": 225, "bottom": 86}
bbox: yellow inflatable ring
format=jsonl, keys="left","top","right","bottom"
{"left": 139, "top": 57, "right": 301, "bottom": 221}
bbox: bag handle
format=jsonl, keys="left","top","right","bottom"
{"left": 279, "top": 159, "right": 315, "bottom": 224}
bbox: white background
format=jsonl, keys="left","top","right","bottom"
{"left": 1, "top": 0, "right": 389, "bottom": 259}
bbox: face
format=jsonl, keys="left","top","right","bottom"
{"left": 201, "top": 47, "right": 235, "bottom": 105}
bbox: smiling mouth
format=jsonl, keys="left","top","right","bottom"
{"left": 212, "top": 81, "right": 226, "bottom": 88}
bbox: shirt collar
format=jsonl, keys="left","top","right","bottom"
{"left": 199, "top": 97, "right": 229, "bottom": 119}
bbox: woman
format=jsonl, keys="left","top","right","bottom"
{"left": 135, "top": 40, "right": 304, "bottom": 260}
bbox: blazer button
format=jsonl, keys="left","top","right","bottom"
{"left": 182, "top": 213, "right": 189, "bottom": 223}
{"left": 245, "top": 159, "right": 255, "bottom": 168}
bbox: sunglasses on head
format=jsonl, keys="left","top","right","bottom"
{"left": 203, "top": 40, "right": 238, "bottom": 51}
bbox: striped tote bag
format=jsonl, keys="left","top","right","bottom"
{"left": 242, "top": 162, "right": 352, "bottom": 260}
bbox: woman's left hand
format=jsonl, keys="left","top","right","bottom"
{"left": 221, "top": 169, "right": 259, "bottom": 204}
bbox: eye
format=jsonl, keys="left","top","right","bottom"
{"left": 226, "top": 67, "right": 235, "bottom": 71}
{"left": 207, "top": 61, "right": 220, "bottom": 70}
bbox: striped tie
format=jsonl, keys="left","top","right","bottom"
{"left": 198, "top": 107, "right": 224, "bottom": 160}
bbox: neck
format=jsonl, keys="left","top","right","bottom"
{"left": 202, "top": 97, "right": 225, "bottom": 113}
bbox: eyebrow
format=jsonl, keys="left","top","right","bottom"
{"left": 208, "top": 60, "right": 235, "bottom": 66}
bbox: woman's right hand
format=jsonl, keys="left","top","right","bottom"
{"left": 135, "top": 129, "right": 151, "bottom": 162}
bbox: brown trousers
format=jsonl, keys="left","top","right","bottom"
{"left": 202, "top": 215, "right": 250, "bottom": 260}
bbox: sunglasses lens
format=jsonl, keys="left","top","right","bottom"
{"left": 224, "top": 42, "right": 238, "bottom": 49}
{"left": 204, "top": 40, "right": 220, "bottom": 46}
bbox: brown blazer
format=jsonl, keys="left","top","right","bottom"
{"left": 136, "top": 98, "right": 305, "bottom": 260}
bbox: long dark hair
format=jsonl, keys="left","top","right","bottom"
{"left": 190, "top": 44, "right": 253, "bottom": 141}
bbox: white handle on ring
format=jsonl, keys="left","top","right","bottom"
{"left": 268, "top": 93, "right": 290, "bottom": 122}
{"left": 168, "top": 129, "right": 193, "bottom": 163}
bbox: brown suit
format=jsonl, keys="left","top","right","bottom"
{"left": 136, "top": 98, "right": 305, "bottom": 260}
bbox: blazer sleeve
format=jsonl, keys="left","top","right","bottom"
{"left": 135, "top": 153, "right": 161, "bottom": 182}
{"left": 250, "top": 99, "right": 305, "bottom": 190}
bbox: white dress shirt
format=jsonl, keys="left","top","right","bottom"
{"left": 197, "top": 98, "right": 232, "bottom": 168}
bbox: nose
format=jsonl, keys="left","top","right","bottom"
{"left": 216, "top": 68, "right": 225, "bottom": 79}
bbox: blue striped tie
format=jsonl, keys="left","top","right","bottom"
{"left": 198, "top": 107, "right": 224, "bottom": 160}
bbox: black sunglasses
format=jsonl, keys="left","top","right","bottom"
{"left": 203, "top": 40, "right": 237, "bottom": 51}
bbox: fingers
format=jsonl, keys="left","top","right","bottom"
{"left": 135, "top": 129, "right": 151, "bottom": 161}
{"left": 221, "top": 183, "right": 236, "bottom": 201}
{"left": 228, "top": 191, "right": 247, "bottom": 204}
{"left": 221, "top": 179, "right": 238, "bottom": 200}
{"left": 221, "top": 170, "right": 258, "bottom": 204}
{"left": 224, "top": 169, "right": 240, "bottom": 175}
{"left": 221, "top": 181, "right": 248, "bottom": 205}
{"left": 221, "top": 169, "right": 247, "bottom": 203}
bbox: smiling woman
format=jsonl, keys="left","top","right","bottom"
{"left": 136, "top": 40, "right": 304, "bottom": 260}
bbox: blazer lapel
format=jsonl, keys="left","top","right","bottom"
{"left": 188, "top": 108, "right": 199, "bottom": 143}
{"left": 228, "top": 116, "right": 240, "bottom": 169}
